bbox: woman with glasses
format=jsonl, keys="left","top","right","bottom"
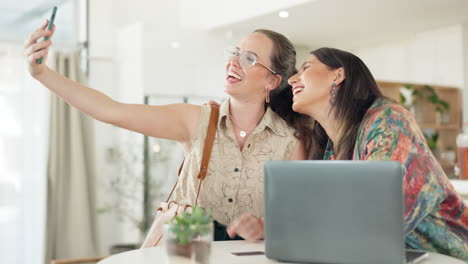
{"left": 288, "top": 47, "right": 467, "bottom": 261}
{"left": 25, "top": 22, "right": 312, "bottom": 242}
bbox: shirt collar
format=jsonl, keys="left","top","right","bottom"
{"left": 219, "top": 99, "right": 287, "bottom": 137}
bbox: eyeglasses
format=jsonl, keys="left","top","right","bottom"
{"left": 224, "top": 46, "right": 277, "bottom": 74}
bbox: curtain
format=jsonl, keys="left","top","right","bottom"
{"left": 44, "top": 50, "right": 98, "bottom": 263}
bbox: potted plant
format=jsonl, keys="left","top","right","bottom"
{"left": 400, "top": 85, "right": 450, "bottom": 124}
{"left": 423, "top": 130, "right": 440, "bottom": 158}
{"left": 424, "top": 131, "right": 439, "bottom": 151}
{"left": 165, "top": 205, "right": 213, "bottom": 264}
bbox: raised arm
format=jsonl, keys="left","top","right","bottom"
{"left": 25, "top": 20, "right": 200, "bottom": 143}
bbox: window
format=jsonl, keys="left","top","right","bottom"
{"left": 0, "top": 46, "right": 49, "bottom": 264}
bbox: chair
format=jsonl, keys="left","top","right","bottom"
{"left": 50, "top": 256, "right": 107, "bottom": 264}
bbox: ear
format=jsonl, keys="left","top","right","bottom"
{"left": 333, "top": 67, "right": 345, "bottom": 86}
{"left": 267, "top": 74, "right": 282, "bottom": 91}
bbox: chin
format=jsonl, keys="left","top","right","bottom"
{"left": 224, "top": 81, "right": 246, "bottom": 96}
{"left": 292, "top": 101, "right": 305, "bottom": 114}
{"left": 224, "top": 85, "right": 235, "bottom": 96}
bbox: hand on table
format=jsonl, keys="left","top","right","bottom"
{"left": 227, "top": 213, "right": 264, "bottom": 242}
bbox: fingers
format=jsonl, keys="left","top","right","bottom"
{"left": 27, "top": 48, "right": 48, "bottom": 64}
{"left": 227, "top": 224, "right": 236, "bottom": 238}
{"left": 24, "top": 40, "right": 52, "bottom": 57}
{"left": 204, "top": 101, "right": 221, "bottom": 107}
{"left": 227, "top": 217, "right": 238, "bottom": 238}
{"left": 210, "top": 101, "right": 221, "bottom": 107}
{"left": 41, "top": 19, "right": 49, "bottom": 29}
{"left": 48, "top": 24, "right": 56, "bottom": 39}
{"left": 24, "top": 20, "right": 54, "bottom": 48}
{"left": 227, "top": 214, "right": 264, "bottom": 242}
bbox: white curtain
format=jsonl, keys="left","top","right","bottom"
{"left": 44, "top": 50, "right": 98, "bottom": 263}
{"left": 0, "top": 45, "right": 49, "bottom": 264}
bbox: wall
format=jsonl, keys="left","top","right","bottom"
{"left": 353, "top": 24, "right": 465, "bottom": 122}
{"left": 88, "top": 0, "right": 120, "bottom": 255}
{"left": 296, "top": 45, "right": 312, "bottom": 67}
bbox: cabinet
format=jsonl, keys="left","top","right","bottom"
{"left": 377, "top": 81, "right": 462, "bottom": 178}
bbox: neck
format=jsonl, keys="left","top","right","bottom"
{"left": 304, "top": 104, "right": 339, "bottom": 144}
{"left": 229, "top": 97, "right": 266, "bottom": 129}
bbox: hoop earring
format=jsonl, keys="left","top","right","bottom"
{"left": 265, "top": 87, "right": 270, "bottom": 103}
{"left": 329, "top": 83, "right": 337, "bottom": 105}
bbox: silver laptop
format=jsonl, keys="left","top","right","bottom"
{"left": 264, "top": 160, "right": 407, "bottom": 264}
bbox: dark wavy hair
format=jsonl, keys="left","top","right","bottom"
{"left": 309, "top": 47, "right": 387, "bottom": 160}
{"left": 254, "top": 29, "right": 313, "bottom": 153}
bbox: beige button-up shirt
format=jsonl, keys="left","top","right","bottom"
{"left": 174, "top": 100, "right": 298, "bottom": 225}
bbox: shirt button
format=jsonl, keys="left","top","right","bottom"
{"left": 234, "top": 168, "right": 239, "bottom": 172}
{"left": 228, "top": 198, "right": 233, "bottom": 203}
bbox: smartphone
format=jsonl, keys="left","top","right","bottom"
{"left": 36, "top": 6, "right": 57, "bottom": 64}
{"left": 406, "top": 250, "right": 429, "bottom": 264}
{"left": 231, "top": 251, "right": 264, "bottom": 256}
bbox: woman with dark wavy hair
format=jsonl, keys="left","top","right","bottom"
{"left": 288, "top": 47, "right": 467, "bottom": 261}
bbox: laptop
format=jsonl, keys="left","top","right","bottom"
{"left": 264, "top": 160, "right": 416, "bottom": 264}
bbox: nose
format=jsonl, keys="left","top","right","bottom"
{"left": 228, "top": 55, "right": 241, "bottom": 69}
{"left": 288, "top": 73, "right": 299, "bottom": 86}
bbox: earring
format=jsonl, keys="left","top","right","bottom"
{"left": 329, "top": 83, "right": 337, "bottom": 105}
{"left": 265, "top": 87, "right": 270, "bottom": 103}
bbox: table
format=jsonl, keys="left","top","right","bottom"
{"left": 451, "top": 180, "right": 468, "bottom": 202}
{"left": 98, "top": 241, "right": 466, "bottom": 264}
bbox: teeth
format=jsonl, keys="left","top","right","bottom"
{"left": 228, "top": 71, "right": 242, "bottom": 80}
{"left": 293, "top": 88, "right": 304, "bottom": 96}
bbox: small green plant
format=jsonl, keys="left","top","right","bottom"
{"left": 401, "top": 84, "right": 449, "bottom": 112}
{"left": 168, "top": 205, "right": 212, "bottom": 246}
{"left": 424, "top": 131, "right": 439, "bottom": 151}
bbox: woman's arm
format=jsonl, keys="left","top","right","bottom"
{"left": 290, "top": 139, "right": 307, "bottom": 160}
{"left": 25, "top": 21, "right": 200, "bottom": 143}
{"left": 359, "top": 108, "right": 444, "bottom": 235}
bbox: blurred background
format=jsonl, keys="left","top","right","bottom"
{"left": 1, "top": 0, "right": 468, "bottom": 263}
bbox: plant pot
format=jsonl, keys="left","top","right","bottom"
{"left": 164, "top": 223, "right": 213, "bottom": 264}
{"left": 165, "top": 239, "right": 211, "bottom": 264}
{"left": 435, "top": 111, "right": 451, "bottom": 125}
{"left": 413, "top": 102, "right": 434, "bottom": 123}
{"left": 166, "top": 239, "right": 192, "bottom": 258}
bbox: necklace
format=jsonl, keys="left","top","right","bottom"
{"left": 229, "top": 115, "right": 256, "bottom": 138}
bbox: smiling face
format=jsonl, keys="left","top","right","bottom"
{"left": 224, "top": 33, "right": 278, "bottom": 102}
{"left": 288, "top": 54, "right": 341, "bottom": 116}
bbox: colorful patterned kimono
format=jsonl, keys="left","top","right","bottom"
{"left": 323, "top": 98, "right": 468, "bottom": 261}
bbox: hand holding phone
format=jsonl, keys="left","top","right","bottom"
{"left": 36, "top": 6, "right": 57, "bottom": 64}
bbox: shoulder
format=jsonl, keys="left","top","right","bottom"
{"left": 356, "top": 99, "right": 422, "bottom": 155}
{"left": 184, "top": 104, "right": 213, "bottom": 150}
{"left": 361, "top": 99, "right": 417, "bottom": 137}
{"left": 267, "top": 108, "right": 297, "bottom": 138}
{"left": 354, "top": 99, "right": 422, "bottom": 160}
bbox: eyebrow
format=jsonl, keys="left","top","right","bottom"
{"left": 249, "top": 51, "right": 260, "bottom": 58}
{"left": 237, "top": 46, "right": 260, "bottom": 58}
{"left": 300, "top": 61, "right": 313, "bottom": 69}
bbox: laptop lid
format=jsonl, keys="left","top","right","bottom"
{"left": 264, "top": 160, "right": 405, "bottom": 264}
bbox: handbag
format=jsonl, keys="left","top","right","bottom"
{"left": 140, "top": 105, "right": 219, "bottom": 248}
